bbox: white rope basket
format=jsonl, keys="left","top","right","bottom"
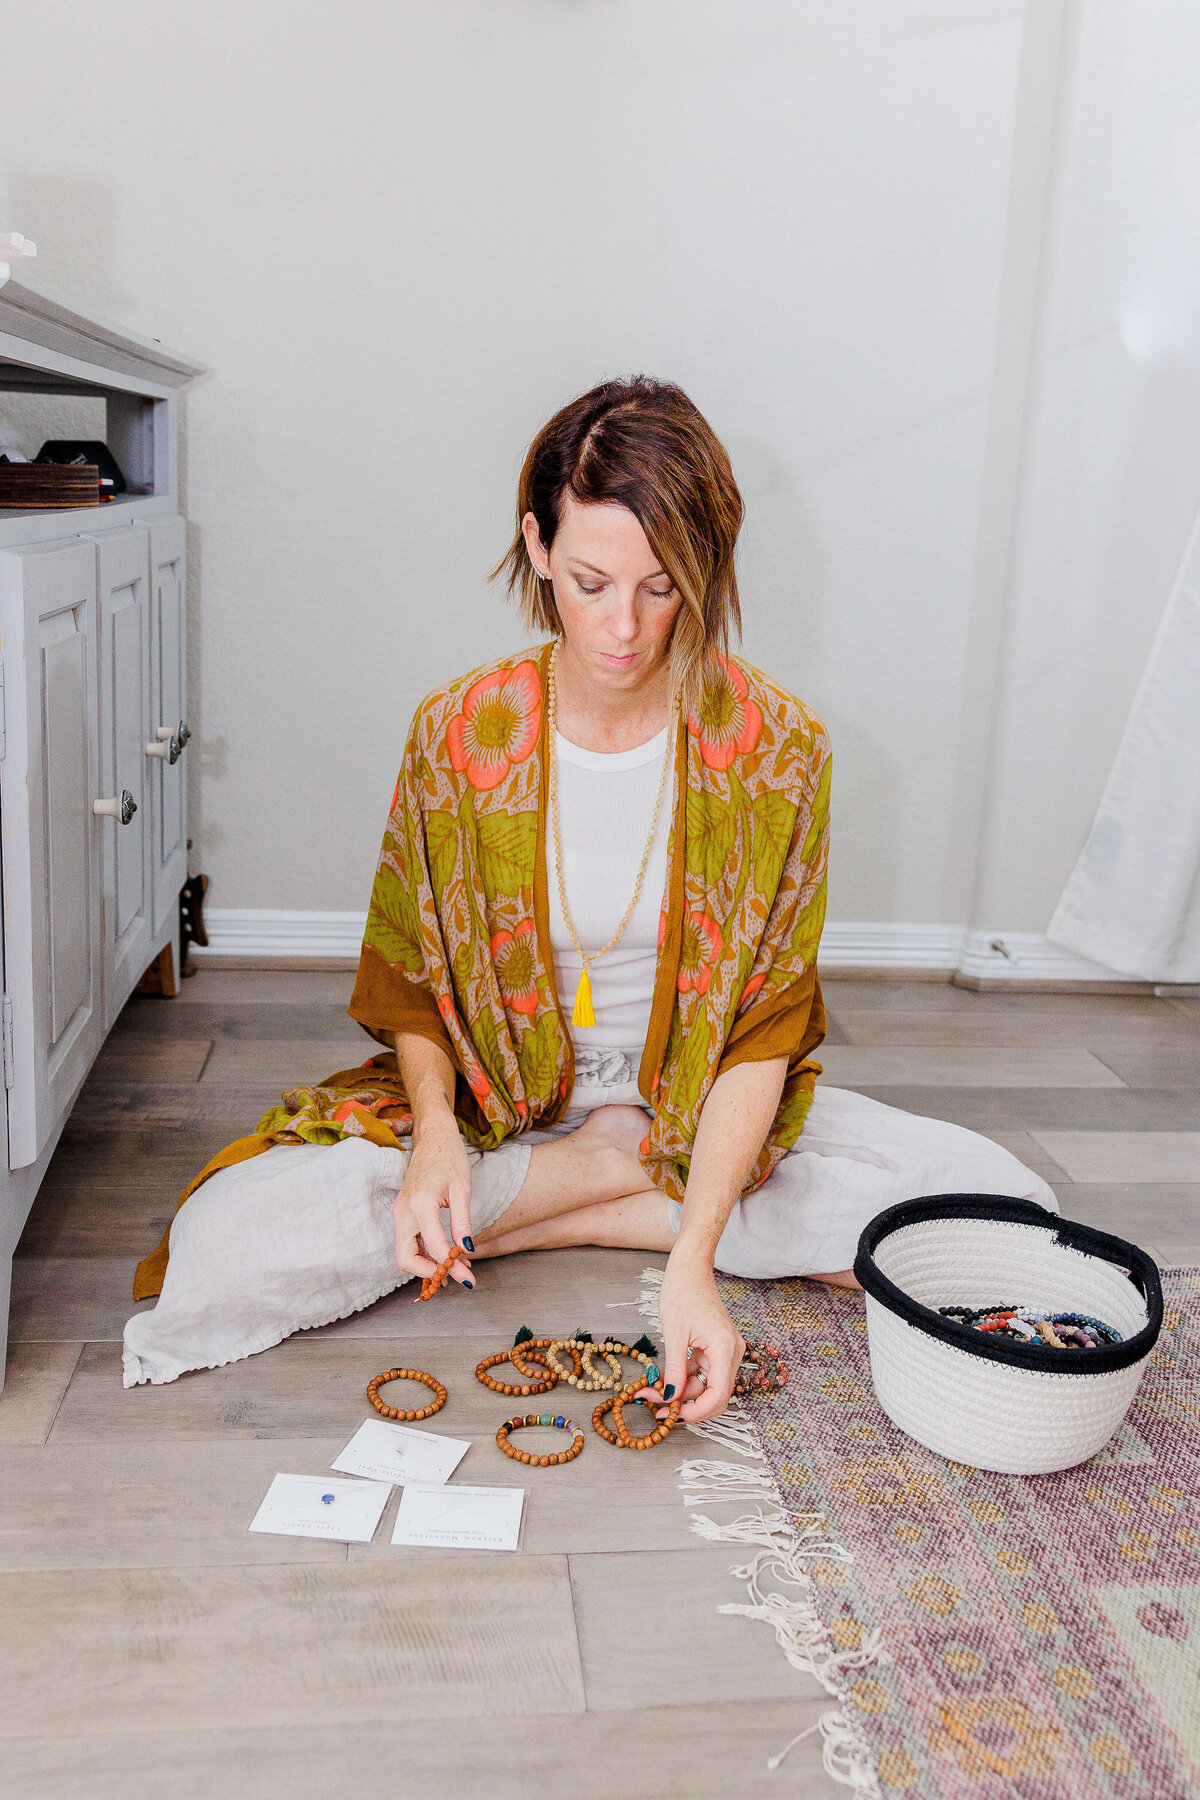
{"left": 853, "top": 1196, "right": 1163, "bottom": 1475}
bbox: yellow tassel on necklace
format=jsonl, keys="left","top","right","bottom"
{"left": 572, "top": 964, "right": 596, "bottom": 1027}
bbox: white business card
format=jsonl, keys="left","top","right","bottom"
{"left": 331, "top": 1419, "right": 471, "bottom": 1488}
{"left": 390, "top": 1481, "right": 526, "bottom": 1552}
{"left": 249, "top": 1472, "right": 392, "bottom": 1544}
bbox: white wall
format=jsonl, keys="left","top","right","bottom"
{"left": 2, "top": 0, "right": 1197, "bottom": 962}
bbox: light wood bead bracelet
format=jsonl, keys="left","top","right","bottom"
{"left": 476, "top": 1337, "right": 582, "bottom": 1397}
{"left": 592, "top": 1380, "right": 682, "bottom": 1449}
{"left": 581, "top": 1337, "right": 662, "bottom": 1392}
{"left": 496, "top": 1412, "right": 586, "bottom": 1466}
{"left": 367, "top": 1367, "right": 448, "bottom": 1421}
{"left": 545, "top": 1336, "right": 623, "bottom": 1392}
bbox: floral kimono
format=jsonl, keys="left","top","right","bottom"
{"left": 134, "top": 639, "right": 830, "bottom": 1300}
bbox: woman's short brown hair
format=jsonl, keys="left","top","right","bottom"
{"left": 491, "top": 375, "right": 743, "bottom": 717}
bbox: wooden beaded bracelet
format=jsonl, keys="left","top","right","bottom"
{"left": 415, "top": 1243, "right": 466, "bottom": 1302}
{"left": 496, "top": 1412, "right": 586, "bottom": 1466}
{"left": 582, "top": 1337, "right": 662, "bottom": 1392}
{"left": 476, "top": 1337, "right": 582, "bottom": 1397}
{"left": 592, "top": 1380, "right": 681, "bottom": 1449}
{"left": 366, "top": 1367, "right": 448, "bottom": 1421}
{"left": 545, "top": 1336, "right": 623, "bottom": 1392}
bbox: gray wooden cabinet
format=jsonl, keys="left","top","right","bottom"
{"left": 0, "top": 538, "right": 103, "bottom": 1168}
{"left": 0, "top": 274, "right": 203, "bottom": 1374}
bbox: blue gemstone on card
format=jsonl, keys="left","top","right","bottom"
{"left": 321, "top": 1493, "right": 336, "bottom": 1505}
{"left": 555, "top": 1415, "right": 565, "bottom": 1428}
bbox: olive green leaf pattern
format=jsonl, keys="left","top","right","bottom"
{"left": 520, "top": 1012, "right": 562, "bottom": 1103}
{"left": 425, "top": 811, "right": 460, "bottom": 897}
{"left": 686, "top": 787, "right": 736, "bottom": 886}
{"left": 363, "top": 857, "right": 425, "bottom": 974}
{"left": 478, "top": 810, "right": 537, "bottom": 902}
{"left": 751, "top": 788, "right": 794, "bottom": 899}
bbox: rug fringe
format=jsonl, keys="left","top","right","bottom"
{"left": 683, "top": 1406, "right": 766, "bottom": 1457}
{"left": 613, "top": 1264, "right": 664, "bottom": 1331}
{"left": 678, "top": 1457, "right": 777, "bottom": 1508}
{"left": 641, "top": 1268, "right": 883, "bottom": 1798}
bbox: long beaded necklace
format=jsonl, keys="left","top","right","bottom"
{"left": 546, "top": 639, "right": 678, "bottom": 1029}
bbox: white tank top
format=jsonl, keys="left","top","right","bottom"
{"left": 547, "top": 724, "right": 672, "bottom": 1110}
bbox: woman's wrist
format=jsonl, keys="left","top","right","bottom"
{"left": 667, "top": 1233, "right": 717, "bottom": 1279}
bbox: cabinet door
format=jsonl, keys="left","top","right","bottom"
{"left": 0, "top": 541, "right": 102, "bottom": 1169}
{"left": 85, "top": 528, "right": 153, "bottom": 1030}
{"left": 144, "top": 517, "right": 188, "bottom": 937}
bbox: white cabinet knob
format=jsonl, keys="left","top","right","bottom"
{"left": 154, "top": 720, "right": 189, "bottom": 760}
{"left": 145, "top": 736, "right": 181, "bottom": 763}
{"left": 94, "top": 790, "right": 138, "bottom": 824}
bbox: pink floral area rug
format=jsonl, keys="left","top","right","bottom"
{"left": 639, "top": 1266, "right": 1200, "bottom": 1800}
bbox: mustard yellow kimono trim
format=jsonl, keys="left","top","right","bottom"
{"left": 135, "top": 641, "right": 831, "bottom": 1299}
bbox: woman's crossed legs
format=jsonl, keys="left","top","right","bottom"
{"left": 469, "top": 1104, "right": 858, "bottom": 1286}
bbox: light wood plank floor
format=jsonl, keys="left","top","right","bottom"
{"left": 3, "top": 972, "right": 1198, "bottom": 1799}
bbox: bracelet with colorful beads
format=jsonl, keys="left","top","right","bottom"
{"left": 367, "top": 1366, "right": 447, "bottom": 1421}
{"left": 592, "top": 1380, "right": 682, "bottom": 1449}
{"left": 496, "top": 1412, "right": 586, "bottom": 1465}
{"left": 937, "top": 1304, "right": 1122, "bottom": 1347}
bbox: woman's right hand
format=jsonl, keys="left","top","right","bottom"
{"left": 393, "top": 1115, "right": 475, "bottom": 1288}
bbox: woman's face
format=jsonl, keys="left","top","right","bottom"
{"left": 522, "top": 492, "right": 684, "bottom": 692}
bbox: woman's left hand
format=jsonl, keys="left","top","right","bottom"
{"left": 637, "top": 1247, "right": 744, "bottom": 1424}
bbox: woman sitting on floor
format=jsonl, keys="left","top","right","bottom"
{"left": 126, "top": 375, "right": 1055, "bottom": 1411}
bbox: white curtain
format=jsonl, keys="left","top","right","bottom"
{"left": 1048, "top": 508, "right": 1200, "bottom": 983}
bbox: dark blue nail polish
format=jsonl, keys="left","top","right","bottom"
{"left": 664, "top": 1383, "right": 676, "bottom": 1400}
{"left": 463, "top": 1278, "right": 475, "bottom": 1290}
{"left": 462, "top": 1236, "right": 475, "bottom": 1253}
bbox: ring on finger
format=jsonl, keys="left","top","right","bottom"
{"left": 696, "top": 1370, "right": 708, "bottom": 1390}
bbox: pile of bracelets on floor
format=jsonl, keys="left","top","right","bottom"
{"left": 366, "top": 1327, "right": 789, "bottom": 1467}
{"left": 937, "top": 1304, "right": 1123, "bottom": 1348}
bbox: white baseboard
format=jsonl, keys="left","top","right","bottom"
{"left": 953, "top": 929, "right": 1134, "bottom": 987}
{"left": 190, "top": 910, "right": 1149, "bottom": 987}
{"left": 817, "top": 923, "right": 963, "bottom": 971}
{"left": 192, "top": 909, "right": 368, "bottom": 961}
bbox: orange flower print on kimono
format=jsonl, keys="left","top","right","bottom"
{"left": 447, "top": 662, "right": 541, "bottom": 792}
{"left": 677, "top": 911, "right": 723, "bottom": 997}
{"left": 492, "top": 919, "right": 539, "bottom": 1015}
{"left": 688, "top": 654, "right": 763, "bottom": 769}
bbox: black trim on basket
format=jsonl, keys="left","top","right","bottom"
{"left": 852, "top": 1195, "right": 1163, "bottom": 1375}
